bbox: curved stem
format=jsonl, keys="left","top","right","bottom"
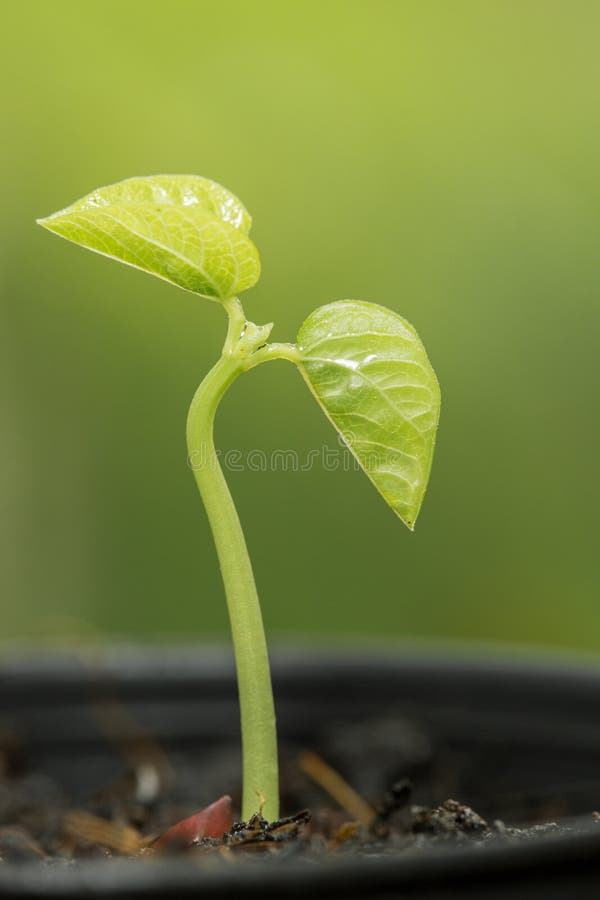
{"left": 222, "top": 295, "right": 246, "bottom": 353}
{"left": 186, "top": 344, "right": 279, "bottom": 821}
{"left": 245, "top": 341, "right": 301, "bottom": 369}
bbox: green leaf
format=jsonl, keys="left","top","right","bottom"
{"left": 37, "top": 175, "right": 260, "bottom": 300}
{"left": 298, "top": 300, "right": 440, "bottom": 529}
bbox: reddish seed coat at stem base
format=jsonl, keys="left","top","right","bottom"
{"left": 151, "top": 795, "right": 234, "bottom": 851}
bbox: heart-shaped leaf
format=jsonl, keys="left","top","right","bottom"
{"left": 298, "top": 300, "right": 440, "bottom": 529}
{"left": 37, "top": 175, "right": 260, "bottom": 301}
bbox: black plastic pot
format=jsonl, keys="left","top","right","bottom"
{"left": 2, "top": 646, "right": 600, "bottom": 898}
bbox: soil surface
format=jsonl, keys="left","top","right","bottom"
{"left": 0, "top": 707, "right": 595, "bottom": 868}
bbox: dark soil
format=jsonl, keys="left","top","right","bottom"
{"left": 0, "top": 707, "right": 593, "bottom": 868}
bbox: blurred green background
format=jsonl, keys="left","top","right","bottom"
{"left": 2, "top": 1, "right": 598, "bottom": 651}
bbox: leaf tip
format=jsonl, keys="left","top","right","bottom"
{"left": 398, "top": 512, "right": 416, "bottom": 532}
{"left": 36, "top": 214, "right": 59, "bottom": 232}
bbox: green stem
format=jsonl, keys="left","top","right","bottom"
{"left": 186, "top": 299, "right": 281, "bottom": 821}
{"left": 246, "top": 341, "right": 301, "bottom": 368}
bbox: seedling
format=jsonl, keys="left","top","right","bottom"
{"left": 37, "top": 176, "right": 441, "bottom": 822}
